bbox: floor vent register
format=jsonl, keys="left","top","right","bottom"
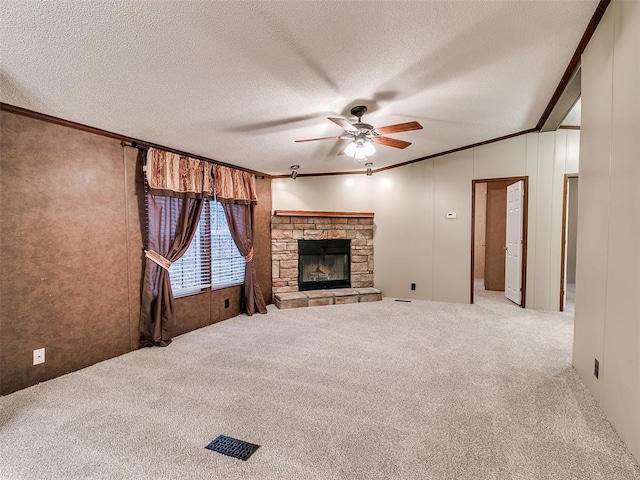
{"left": 205, "top": 435, "right": 260, "bottom": 461}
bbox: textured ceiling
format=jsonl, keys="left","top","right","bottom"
{"left": 1, "top": 1, "right": 598, "bottom": 175}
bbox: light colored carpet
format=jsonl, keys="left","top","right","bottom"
{"left": 1, "top": 294, "right": 639, "bottom": 479}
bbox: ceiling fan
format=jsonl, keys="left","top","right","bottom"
{"left": 295, "top": 105, "right": 423, "bottom": 159}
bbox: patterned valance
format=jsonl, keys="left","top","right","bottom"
{"left": 214, "top": 165, "right": 258, "bottom": 204}
{"left": 146, "top": 148, "right": 215, "bottom": 198}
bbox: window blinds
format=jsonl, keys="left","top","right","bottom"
{"left": 169, "top": 201, "right": 244, "bottom": 297}
{"left": 210, "top": 201, "right": 246, "bottom": 287}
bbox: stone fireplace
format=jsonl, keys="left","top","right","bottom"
{"left": 271, "top": 211, "right": 374, "bottom": 298}
{"left": 298, "top": 239, "right": 351, "bottom": 291}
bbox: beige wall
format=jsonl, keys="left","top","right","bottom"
{"left": 431, "top": 151, "right": 475, "bottom": 303}
{"left": 373, "top": 161, "right": 436, "bottom": 300}
{"left": 273, "top": 129, "right": 579, "bottom": 309}
{"left": 271, "top": 174, "right": 373, "bottom": 212}
{"left": 574, "top": 0, "right": 639, "bottom": 461}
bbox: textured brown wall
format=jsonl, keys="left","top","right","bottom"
{"left": 484, "top": 181, "right": 513, "bottom": 291}
{"left": 0, "top": 110, "right": 271, "bottom": 395}
{"left": 474, "top": 183, "right": 487, "bottom": 279}
{"left": 173, "top": 286, "right": 241, "bottom": 337}
{"left": 1, "top": 111, "right": 131, "bottom": 395}
{"left": 125, "top": 147, "right": 146, "bottom": 350}
{"left": 254, "top": 176, "right": 273, "bottom": 305}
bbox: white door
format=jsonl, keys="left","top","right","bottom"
{"left": 505, "top": 180, "right": 524, "bottom": 304}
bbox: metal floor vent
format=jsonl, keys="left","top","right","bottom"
{"left": 205, "top": 435, "right": 260, "bottom": 461}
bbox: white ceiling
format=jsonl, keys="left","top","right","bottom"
{"left": 1, "top": 1, "right": 598, "bottom": 175}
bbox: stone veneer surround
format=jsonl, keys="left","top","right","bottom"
{"left": 271, "top": 213, "right": 374, "bottom": 297}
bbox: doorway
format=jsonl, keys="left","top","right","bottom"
{"left": 471, "top": 177, "right": 528, "bottom": 306}
{"left": 559, "top": 174, "right": 579, "bottom": 312}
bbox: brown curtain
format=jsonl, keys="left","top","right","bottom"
{"left": 146, "top": 148, "right": 215, "bottom": 199}
{"left": 221, "top": 202, "right": 267, "bottom": 316}
{"left": 140, "top": 195, "right": 203, "bottom": 346}
{"left": 214, "top": 164, "right": 258, "bottom": 204}
{"left": 213, "top": 164, "right": 265, "bottom": 315}
{"left": 139, "top": 152, "right": 265, "bottom": 345}
{"left": 140, "top": 148, "right": 210, "bottom": 346}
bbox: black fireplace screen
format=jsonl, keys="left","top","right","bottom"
{"left": 298, "top": 239, "right": 350, "bottom": 291}
{"left": 300, "top": 253, "right": 349, "bottom": 283}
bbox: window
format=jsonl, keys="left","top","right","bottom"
{"left": 169, "top": 201, "right": 245, "bottom": 297}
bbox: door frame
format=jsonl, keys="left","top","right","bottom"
{"left": 559, "top": 173, "right": 579, "bottom": 312}
{"left": 470, "top": 176, "right": 529, "bottom": 307}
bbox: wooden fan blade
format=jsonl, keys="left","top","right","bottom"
{"left": 328, "top": 117, "right": 360, "bottom": 132}
{"left": 295, "top": 136, "right": 342, "bottom": 143}
{"left": 372, "top": 136, "right": 412, "bottom": 149}
{"left": 374, "top": 121, "right": 423, "bottom": 135}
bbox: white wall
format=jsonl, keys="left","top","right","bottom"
{"left": 271, "top": 174, "right": 373, "bottom": 212}
{"left": 273, "top": 132, "right": 579, "bottom": 310}
{"left": 372, "top": 161, "right": 435, "bottom": 300}
{"left": 432, "top": 151, "right": 475, "bottom": 303}
{"left": 574, "top": 0, "right": 639, "bottom": 461}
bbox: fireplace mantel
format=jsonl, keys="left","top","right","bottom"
{"left": 273, "top": 210, "right": 374, "bottom": 218}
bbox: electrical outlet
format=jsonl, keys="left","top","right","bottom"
{"left": 33, "top": 348, "right": 45, "bottom": 365}
{"left": 594, "top": 358, "right": 599, "bottom": 378}
{"left": 411, "top": 283, "right": 416, "bottom": 291}
{"left": 224, "top": 298, "right": 230, "bottom": 308}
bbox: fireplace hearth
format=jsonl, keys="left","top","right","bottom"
{"left": 298, "top": 239, "right": 350, "bottom": 291}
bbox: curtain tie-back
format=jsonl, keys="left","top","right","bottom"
{"left": 144, "top": 249, "right": 172, "bottom": 271}
{"left": 244, "top": 248, "right": 254, "bottom": 263}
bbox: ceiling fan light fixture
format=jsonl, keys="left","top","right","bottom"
{"left": 354, "top": 143, "right": 368, "bottom": 160}
{"left": 344, "top": 142, "right": 357, "bottom": 157}
{"left": 363, "top": 141, "right": 376, "bottom": 157}
{"left": 345, "top": 139, "right": 376, "bottom": 159}
{"left": 296, "top": 105, "right": 420, "bottom": 159}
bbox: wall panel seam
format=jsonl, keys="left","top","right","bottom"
{"left": 432, "top": 160, "right": 438, "bottom": 301}
{"left": 536, "top": 136, "right": 544, "bottom": 308}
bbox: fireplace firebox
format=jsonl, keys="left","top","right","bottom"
{"left": 298, "top": 239, "right": 351, "bottom": 291}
